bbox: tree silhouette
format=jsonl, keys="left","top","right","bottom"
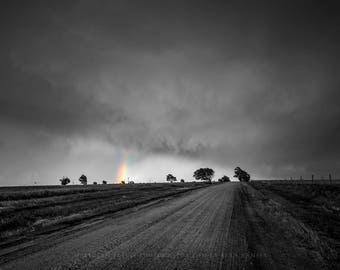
{"left": 218, "top": 175, "right": 230, "bottom": 182}
{"left": 59, "top": 177, "right": 70, "bottom": 185}
{"left": 166, "top": 174, "right": 177, "bottom": 183}
{"left": 193, "top": 168, "right": 214, "bottom": 183}
{"left": 79, "top": 174, "right": 87, "bottom": 185}
{"left": 233, "top": 167, "right": 250, "bottom": 182}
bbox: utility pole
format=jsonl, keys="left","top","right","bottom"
{"left": 329, "top": 173, "right": 332, "bottom": 183}
{"left": 312, "top": 174, "right": 314, "bottom": 183}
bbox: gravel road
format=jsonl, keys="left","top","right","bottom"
{"left": 1, "top": 182, "right": 325, "bottom": 270}
{"left": 1, "top": 183, "right": 239, "bottom": 270}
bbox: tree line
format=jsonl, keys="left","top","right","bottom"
{"left": 59, "top": 174, "right": 102, "bottom": 186}
{"left": 166, "top": 166, "right": 251, "bottom": 184}
{"left": 59, "top": 167, "right": 251, "bottom": 185}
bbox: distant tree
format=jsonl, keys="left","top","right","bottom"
{"left": 79, "top": 174, "right": 87, "bottom": 185}
{"left": 93, "top": 181, "right": 97, "bottom": 185}
{"left": 180, "top": 179, "right": 185, "bottom": 183}
{"left": 128, "top": 181, "right": 135, "bottom": 184}
{"left": 218, "top": 175, "right": 230, "bottom": 182}
{"left": 60, "top": 177, "right": 70, "bottom": 186}
{"left": 233, "top": 167, "right": 250, "bottom": 182}
{"left": 102, "top": 180, "right": 107, "bottom": 184}
{"left": 166, "top": 174, "right": 177, "bottom": 183}
{"left": 193, "top": 168, "right": 215, "bottom": 183}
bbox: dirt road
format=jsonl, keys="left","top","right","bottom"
{"left": 0, "top": 183, "right": 327, "bottom": 270}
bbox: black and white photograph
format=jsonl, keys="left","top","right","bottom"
{"left": 0, "top": 0, "right": 339, "bottom": 269}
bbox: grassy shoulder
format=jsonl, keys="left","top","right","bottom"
{"left": 0, "top": 182, "right": 210, "bottom": 247}
{"left": 247, "top": 181, "right": 340, "bottom": 269}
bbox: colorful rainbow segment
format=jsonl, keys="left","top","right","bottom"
{"left": 115, "top": 160, "right": 127, "bottom": 183}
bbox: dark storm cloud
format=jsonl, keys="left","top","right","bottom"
{"left": 1, "top": 0, "right": 340, "bottom": 184}
{"left": 147, "top": 136, "right": 208, "bottom": 158}
{"left": 0, "top": 54, "right": 125, "bottom": 135}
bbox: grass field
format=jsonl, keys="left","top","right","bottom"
{"left": 249, "top": 181, "right": 340, "bottom": 268}
{"left": 0, "top": 182, "right": 208, "bottom": 246}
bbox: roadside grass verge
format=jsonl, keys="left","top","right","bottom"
{"left": 0, "top": 185, "right": 115, "bottom": 201}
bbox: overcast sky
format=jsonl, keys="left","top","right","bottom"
{"left": 1, "top": 0, "right": 340, "bottom": 185}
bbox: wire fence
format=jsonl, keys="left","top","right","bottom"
{"left": 253, "top": 179, "right": 340, "bottom": 185}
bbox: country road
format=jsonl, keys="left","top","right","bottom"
{"left": 0, "top": 183, "right": 329, "bottom": 270}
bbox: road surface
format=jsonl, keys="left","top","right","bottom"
{"left": 0, "top": 183, "right": 323, "bottom": 270}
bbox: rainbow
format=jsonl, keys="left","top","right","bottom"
{"left": 115, "top": 159, "right": 127, "bottom": 183}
